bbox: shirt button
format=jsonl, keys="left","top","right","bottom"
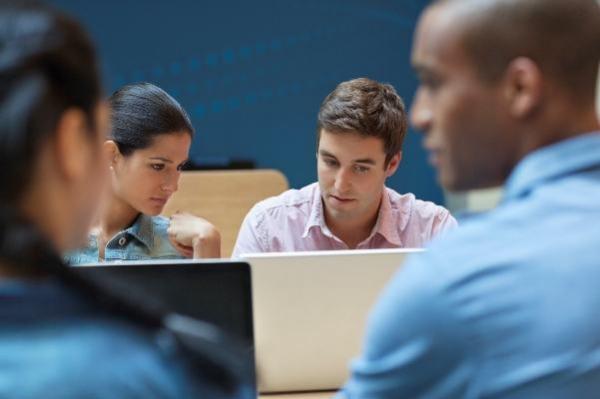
{"left": 118, "top": 237, "right": 127, "bottom": 246}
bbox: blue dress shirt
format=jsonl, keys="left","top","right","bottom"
{"left": 338, "top": 132, "right": 600, "bottom": 398}
{"left": 65, "top": 214, "right": 182, "bottom": 264}
{"left": 0, "top": 277, "right": 250, "bottom": 398}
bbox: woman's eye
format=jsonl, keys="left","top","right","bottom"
{"left": 151, "top": 163, "right": 165, "bottom": 171}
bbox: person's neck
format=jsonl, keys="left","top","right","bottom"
{"left": 518, "top": 104, "right": 600, "bottom": 160}
{"left": 324, "top": 198, "right": 382, "bottom": 249}
{"left": 95, "top": 195, "right": 140, "bottom": 240}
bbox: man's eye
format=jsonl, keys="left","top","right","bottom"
{"left": 324, "top": 159, "right": 338, "bottom": 167}
{"left": 151, "top": 164, "right": 165, "bottom": 171}
{"left": 420, "top": 76, "right": 441, "bottom": 90}
{"left": 355, "top": 165, "right": 370, "bottom": 174}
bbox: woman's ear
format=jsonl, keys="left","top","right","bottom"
{"left": 103, "top": 140, "right": 120, "bottom": 169}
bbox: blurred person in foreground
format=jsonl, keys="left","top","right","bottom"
{"left": 0, "top": 1, "right": 251, "bottom": 397}
{"left": 337, "top": 0, "right": 600, "bottom": 397}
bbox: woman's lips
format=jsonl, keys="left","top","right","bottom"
{"left": 150, "top": 197, "right": 168, "bottom": 206}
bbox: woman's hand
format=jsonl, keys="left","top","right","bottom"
{"left": 167, "top": 211, "right": 221, "bottom": 258}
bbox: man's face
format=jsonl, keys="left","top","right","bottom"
{"left": 410, "top": 4, "right": 516, "bottom": 191}
{"left": 317, "top": 129, "right": 400, "bottom": 225}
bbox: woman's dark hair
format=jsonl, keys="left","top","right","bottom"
{"left": 0, "top": 0, "right": 100, "bottom": 205}
{"left": 109, "top": 82, "right": 194, "bottom": 156}
{"left": 0, "top": 2, "right": 247, "bottom": 394}
{"left": 0, "top": 0, "right": 99, "bottom": 268}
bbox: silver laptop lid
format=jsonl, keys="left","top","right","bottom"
{"left": 243, "top": 248, "right": 422, "bottom": 393}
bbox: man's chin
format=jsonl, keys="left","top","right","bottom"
{"left": 441, "top": 171, "right": 504, "bottom": 193}
{"left": 325, "top": 205, "right": 358, "bottom": 221}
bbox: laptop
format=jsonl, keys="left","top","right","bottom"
{"left": 241, "top": 248, "right": 422, "bottom": 393}
{"left": 73, "top": 259, "right": 255, "bottom": 392}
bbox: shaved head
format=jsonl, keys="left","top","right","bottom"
{"left": 433, "top": 0, "right": 600, "bottom": 104}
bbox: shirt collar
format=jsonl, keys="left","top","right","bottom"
{"left": 504, "top": 132, "right": 600, "bottom": 202}
{"left": 301, "top": 184, "right": 403, "bottom": 246}
{"left": 370, "top": 188, "right": 403, "bottom": 247}
{"left": 124, "top": 213, "right": 155, "bottom": 250}
{"left": 302, "top": 184, "right": 331, "bottom": 238}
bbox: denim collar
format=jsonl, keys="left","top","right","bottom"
{"left": 122, "top": 213, "right": 155, "bottom": 250}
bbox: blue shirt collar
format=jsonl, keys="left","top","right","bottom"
{"left": 503, "top": 132, "right": 600, "bottom": 202}
{"left": 124, "top": 214, "right": 156, "bottom": 250}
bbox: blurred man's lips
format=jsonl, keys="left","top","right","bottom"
{"left": 424, "top": 141, "right": 443, "bottom": 167}
{"left": 427, "top": 150, "right": 441, "bottom": 167}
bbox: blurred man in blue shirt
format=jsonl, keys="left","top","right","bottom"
{"left": 338, "top": 0, "right": 600, "bottom": 398}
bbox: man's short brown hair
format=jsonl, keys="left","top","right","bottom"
{"left": 317, "top": 78, "right": 408, "bottom": 166}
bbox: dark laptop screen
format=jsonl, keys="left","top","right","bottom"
{"left": 75, "top": 260, "right": 256, "bottom": 394}
{"left": 75, "top": 260, "right": 253, "bottom": 344}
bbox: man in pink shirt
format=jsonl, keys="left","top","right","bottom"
{"left": 232, "top": 78, "right": 457, "bottom": 257}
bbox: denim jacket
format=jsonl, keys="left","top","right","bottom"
{"left": 65, "top": 214, "right": 183, "bottom": 265}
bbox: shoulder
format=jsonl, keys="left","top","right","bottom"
{"left": 245, "top": 182, "right": 318, "bottom": 223}
{"left": 134, "top": 215, "right": 182, "bottom": 260}
{"left": 344, "top": 250, "right": 473, "bottom": 396}
{"left": 413, "top": 204, "right": 531, "bottom": 292}
{"left": 74, "top": 321, "right": 208, "bottom": 397}
{"left": 0, "top": 308, "right": 203, "bottom": 397}
{"left": 387, "top": 188, "right": 453, "bottom": 221}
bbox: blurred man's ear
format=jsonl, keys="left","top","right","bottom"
{"left": 503, "top": 57, "right": 543, "bottom": 119}
{"left": 385, "top": 152, "right": 402, "bottom": 177}
{"left": 54, "top": 108, "right": 93, "bottom": 181}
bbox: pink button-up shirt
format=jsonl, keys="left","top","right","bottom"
{"left": 232, "top": 182, "right": 457, "bottom": 257}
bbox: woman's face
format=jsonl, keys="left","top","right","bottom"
{"left": 110, "top": 131, "right": 191, "bottom": 216}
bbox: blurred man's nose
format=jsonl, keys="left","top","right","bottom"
{"left": 410, "top": 88, "right": 433, "bottom": 133}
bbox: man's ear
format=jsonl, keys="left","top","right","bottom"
{"left": 53, "top": 108, "right": 92, "bottom": 181}
{"left": 385, "top": 152, "right": 402, "bottom": 177}
{"left": 503, "top": 57, "right": 543, "bottom": 119}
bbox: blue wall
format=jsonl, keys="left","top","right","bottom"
{"left": 50, "top": 0, "right": 444, "bottom": 204}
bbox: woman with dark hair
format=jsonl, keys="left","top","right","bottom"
{"left": 0, "top": 1, "right": 249, "bottom": 397}
{"left": 66, "top": 82, "right": 221, "bottom": 264}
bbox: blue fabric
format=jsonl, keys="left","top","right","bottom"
{"left": 65, "top": 214, "right": 182, "bottom": 264}
{"left": 337, "top": 132, "right": 600, "bottom": 398}
{"left": 0, "top": 277, "right": 252, "bottom": 399}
